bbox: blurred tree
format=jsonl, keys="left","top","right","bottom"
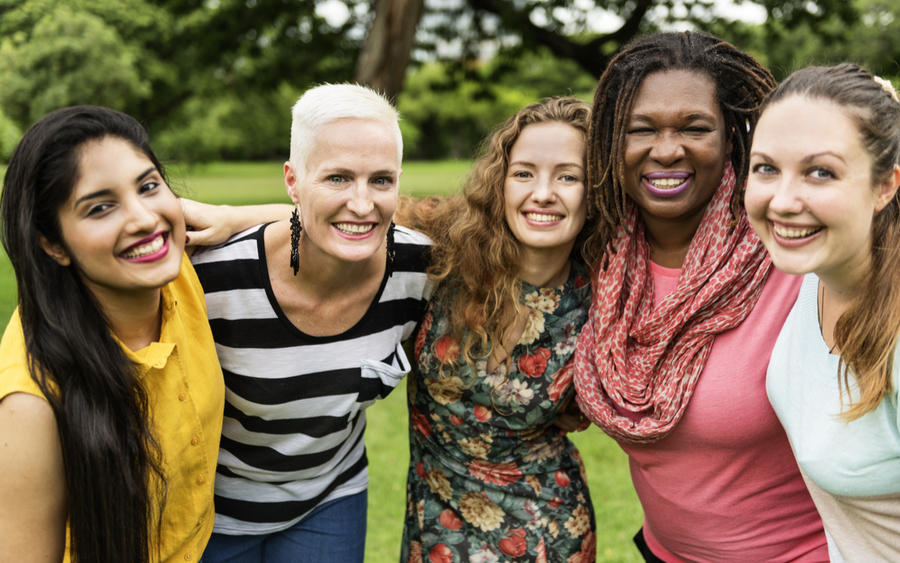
{"left": 705, "top": 0, "right": 899, "bottom": 80}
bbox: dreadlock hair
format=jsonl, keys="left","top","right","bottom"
{"left": 0, "top": 106, "right": 168, "bottom": 561}
{"left": 400, "top": 97, "right": 596, "bottom": 379}
{"left": 587, "top": 31, "right": 776, "bottom": 255}
{"left": 759, "top": 64, "right": 900, "bottom": 420}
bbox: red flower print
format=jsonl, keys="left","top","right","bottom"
{"left": 411, "top": 407, "right": 432, "bottom": 438}
{"left": 434, "top": 335, "right": 460, "bottom": 363}
{"left": 547, "top": 362, "right": 574, "bottom": 404}
{"left": 416, "top": 461, "right": 427, "bottom": 479}
{"left": 409, "top": 541, "right": 423, "bottom": 563}
{"left": 414, "top": 312, "right": 432, "bottom": 358}
{"left": 574, "top": 274, "right": 587, "bottom": 289}
{"left": 536, "top": 537, "right": 547, "bottom": 563}
{"left": 548, "top": 497, "right": 562, "bottom": 508}
{"left": 449, "top": 414, "right": 464, "bottom": 426}
{"left": 518, "top": 348, "right": 551, "bottom": 378}
{"left": 473, "top": 404, "right": 492, "bottom": 422}
{"left": 567, "top": 531, "right": 596, "bottom": 563}
{"left": 555, "top": 470, "right": 571, "bottom": 488}
{"left": 498, "top": 528, "right": 527, "bottom": 557}
{"left": 439, "top": 509, "right": 463, "bottom": 530}
{"left": 468, "top": 459, "right": 523, "bottom": 486}
{"left": 429, "top": 544, "right": 453, "bottom": 563}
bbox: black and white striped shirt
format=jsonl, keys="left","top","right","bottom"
{"left": 191, "top": 223, "right": 432, "bottom": 534}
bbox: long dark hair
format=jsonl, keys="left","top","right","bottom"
{"left": 760, "top": 64, "right": 900, "bottom": 420}
{"left": 587, "top": 31, "right": 776, "bottom": 252}
{"left": 0, "top": 106, "right": 169, "bottom": 562}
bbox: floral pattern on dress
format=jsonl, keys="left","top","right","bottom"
{"left": 401, "top": 262, "right": 595, "bottom": 563}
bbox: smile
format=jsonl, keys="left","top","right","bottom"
{"left": 334, "top": 222, "right": 376, "bottom": 235}
{"left": 643, "top": 172, "right": 690, "bottom": 197}
{"left": 772, "top": 224, "right": 823, "bottom": 239}
{"left": 120, "top": 232, "right": 169, "bottom": 261}
{"left": 524, "top": 212, "right": 563, "bottom": 223}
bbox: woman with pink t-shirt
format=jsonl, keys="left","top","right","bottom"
{"left": 572, "top": 32, "right": 830, "bottom": 562}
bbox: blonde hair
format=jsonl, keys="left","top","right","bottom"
{"left": 289, "top": 83, "right": 402, "bottom": 179}
{"left": 401, "top": 97, "right": 597, "bottom": 377}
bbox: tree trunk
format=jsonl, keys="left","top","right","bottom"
{"left": 354, "top": 0, "right": 425, "bottom": 101}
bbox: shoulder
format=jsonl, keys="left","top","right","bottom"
{"left": 0, "top": 311, "right": 48, "bottom": 400}
{"left": 393, "top": 224, "right": 432, "bottom": 247}
{"left": 0, "top": 392, "right": 62, "bottom": 476}
{"left": 190, "top": 223, "right": 266, "bottom": 268}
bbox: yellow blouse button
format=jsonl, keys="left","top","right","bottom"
{"left": 191, "top": 436, "right": 200, "bottom": 446}
{"left": 198, "top": 517, "right": 204, "bottom": 525}
{"left": 178, "top": 393, "right": 187, "bottom": 401}
{"left": 197, "top": 475, "right": 206, "bottom": 485}
{"left": 184, "top": 551, "right": 192, "bottom": 561}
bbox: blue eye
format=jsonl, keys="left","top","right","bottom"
{"left": 810, "top": 168, "right": 835, "bottom": 180}
{"left": 752, "top": 163, "right": 777, "bottom": 175}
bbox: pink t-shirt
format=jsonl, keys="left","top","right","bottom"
{"left": 621, "top": 263, "right": 828, "bottom": 562}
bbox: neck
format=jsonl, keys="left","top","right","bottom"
{"left": 276, "top": 221, "right": 386, "bottom": 298}
{"left": 91, "top": 287, "right": 163, "bottom": 352}
{"left": 640, "top": 207, "right": 706, "bottom": 269}
{"left": 818, "top": 253, "right": 872, "bottom": 353}
{"left": 518, "top": 246, "right": 572, "bottom": 288}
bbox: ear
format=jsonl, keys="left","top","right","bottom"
{"left": 874, "top": 164, "right": 900, "bottom": 212}
{"left": 284, "top": 161, "right": 301, "bottom": 204}
{"left": 39, "top": 236, "right": 71, "bottom": 267}
{"left": 725, "top": 126, "right": 735, "bottom": 158}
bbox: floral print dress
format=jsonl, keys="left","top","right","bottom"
{"left": 401, "top": 262, "right": 596, "bottom": 563}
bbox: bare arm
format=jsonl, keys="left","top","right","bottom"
{"left": 0, "top": 393, "right": 68, "bottom": 562}
{"left": 181, "top": 199, "right": 293, "bottom": 248}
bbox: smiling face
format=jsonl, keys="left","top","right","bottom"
{"left": 285, "top": 118, "right": 400, "bottom": 265}
{"left": 746, "top": 95, "right": 899, "bottom": 287}
{"left": 624, "top": 69, "right": 732, "bottom": 234}
{"left": 45, "top": 137, "right": 185, "bottom": 301}
{"left": 504, "top": 121, "right": 587, "bottom": 261}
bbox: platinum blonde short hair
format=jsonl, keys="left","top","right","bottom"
{"left": 289, "top": 84, "right": 403, "bottom": 179}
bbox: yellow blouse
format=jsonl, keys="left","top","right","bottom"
{"left": 0, "top": 254, "right": 225, "bottom": 562}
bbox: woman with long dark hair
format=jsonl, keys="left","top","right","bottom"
{"left": 746, "top": 63, "right": 900, "bottom": 562}
{"left": 0, "top": 105, "right": 224, "bottom": 562}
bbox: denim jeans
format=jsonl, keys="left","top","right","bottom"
{"left": 201, "top": 491, "right": 367, "bottom": 563}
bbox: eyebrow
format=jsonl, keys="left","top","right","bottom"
{"left": 73, "top": 167, "right": 157, "bottom": 208}
{"left": 509, "top": 160, "right": 585, "bottom": 169}
{"left": 751, "top": 151, "right": 847, "bottom": 164}
{"left": 629, "top": 112, "right": 717, "bottom": 122}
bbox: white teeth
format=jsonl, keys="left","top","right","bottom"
{"left": 335, "top": 223, "right": 375, "bottom": 234}
{"left": 773, "top": 225, "right": 822, "bottom": 239}
{"left": 121, "top": 234, "right": 165, "bottom": 258}
{"left": 524, "top": 213, "right": 561, "bottom": 222}
{"left": 648, "top": 178, "right": 686, "bottom": 189}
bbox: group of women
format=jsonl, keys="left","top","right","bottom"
{"left": 0, "top": 28, "right": 898, "bottom": 563}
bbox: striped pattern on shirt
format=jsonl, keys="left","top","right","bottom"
{"left": 191, "top": 223, "right": 432, "bottom": 535}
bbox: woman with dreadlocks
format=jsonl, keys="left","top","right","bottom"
{"left": 573, "top": 32, "right": 830, "bottom": 561}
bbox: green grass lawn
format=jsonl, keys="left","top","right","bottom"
{"left": 0, "top": 161, "right": 642, "bottom": 562}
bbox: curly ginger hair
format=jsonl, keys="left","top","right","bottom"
{"left": 399, "top": 97, "right": 598, "bottom": 375}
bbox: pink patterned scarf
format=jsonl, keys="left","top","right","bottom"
{"left": 574, "top": 163, "right": 772, "bottom": 443}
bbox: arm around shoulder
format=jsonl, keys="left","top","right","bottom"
{"left": 0, "top": 392, "right": 68, "bottom": 563}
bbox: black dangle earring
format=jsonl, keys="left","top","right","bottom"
{"left": 385, "top": 221, "right": 397, "bottom": 278}
{"left": 290, "top": 204, "right": 302, "bottom": 276}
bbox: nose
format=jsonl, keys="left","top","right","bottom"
{"left": 530, "top": 174, "right": 557, "bottom": 204}
{"left": 124, "top": 197, "right": 159, "bottom": 234}
{"left": 767, "top": 175, "right": 805, "bottom": 216}
{"left": 345, "top": 178, "right": 374, "bottom": 216}
{"left": 649, "top": 131, "right": 686, "bottom": 165}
